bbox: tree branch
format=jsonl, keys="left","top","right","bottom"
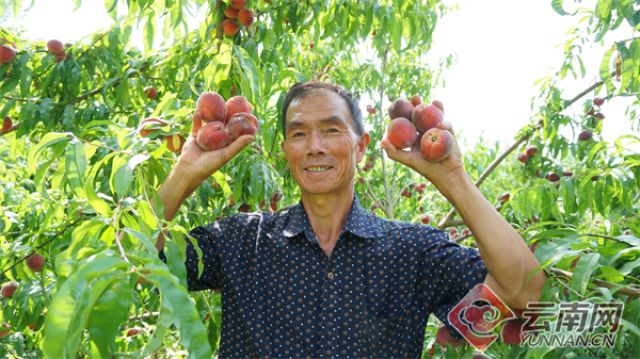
{"left": 550, "top": 267, "right": 640, "bottom": 298}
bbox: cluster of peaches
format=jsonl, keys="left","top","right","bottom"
{"left": 222, "top": 0, "right": 255, "bottom": 37}
{"left": 384, "top": 96, "right": 452, "bottom": 162}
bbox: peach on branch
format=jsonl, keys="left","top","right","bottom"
{"left": 388, "top": 99, "right": 414, "bottom": 120}
{"left": 196, "top": 121, "right": 229, "bottom": 151}
{"left": 228, "top": 113, "right": 258, "bottom": 140}
{"left": 230, "top": 0, "right": 246, "bottom": 9}
{"left": 410, "top": 95, "right": 422, "bottom": 107}
{"left": 222, "top": 19, "right": 240, "bottom": 36}
{"left": 593, "top": 97, "right": 605, "bottom": 106}
{"left": 164, "top": 134, "right": 185, "bottom": 153}
{"left": 412, "top": 103, "right": 444, "bottom": 134}
{"left": 26, "top": 253, "right": 45, "bottom": 272}
{"left": 1, "top": 116, "right": 12, "bottom": 133}
{"left": 594, "top": 112, "right": 605, "bottom": 120}
{"left": 546, "top": 173, "right": 560, "bottom": 182}
{"left": 224, "top": 7, "right": 239, "bottom": 18}
{"left": 525, "top": 146, "right": 537, "bottom": 157}
{"left": 144, "top": 86, "right": 157, "bottom": 99}
{"left": 47, "top": 39, "right": 64, "bottom": 55}
{"left": 238, "top": 8, "right": 255, "bottom": 26}
{"left": 578, "top": 130, "right": 592, "bottom": 141}
{"left": 420, "top": 214, "right": 431, "bottom": 225}
{"left": 420, "top": 128, "right": 453, "bottom": 162}
{"left": 366, "top": 105, "right": 376, "bottom": 115}
{"left": 385, "top": 117, "right": 417, "bottom": 149}
{"left": 517, "top": 153, "right": 529, "bottom": 164}
{"left": 0, "top": 323, "right": 11, "bottom": 339}
{"left": 139, "top": 117, "right": 167, "bottom": 138}
{"left": 1, "top": 281, "right": 18, "bottom": 298}
{"left": 196, "top": 91, "right": 226, "bottom": 123}
{"left": 225, "top": 96, "right": 253, "bottom": 122}
{"left": 0, "top": 45, "right": 16, "bottom": 64}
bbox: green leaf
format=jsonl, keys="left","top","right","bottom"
{"left": 551, "top": 0, "right": 575, "bottom": 16}
{"left": 571, "top": 253, "right": 600, "bottom": 294}
{"left": 88, "top": 279, "right": 133, "bottom": 357}
{"left": 595, "top": 0, "right": 613, "bottom": 20}
{"left": 27, "top": 132, "right": 73, "bottom": 174}
{"left": 110, "top": 154, "right": 149, "bottom": 198}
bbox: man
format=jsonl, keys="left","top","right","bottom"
{"left": 157, "top": 82, "right": 546, "bottom": 357}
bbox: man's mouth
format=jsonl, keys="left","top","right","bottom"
{"left": 305, "top": 166, "right": 333, "bottom": 172}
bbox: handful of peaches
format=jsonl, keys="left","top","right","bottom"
{"left": 384, "top": 96, "right": 452, "bottom": 162}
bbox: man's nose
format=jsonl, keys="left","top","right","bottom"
{"left": 306, "top": 129, "right": 326, "bottom": 154}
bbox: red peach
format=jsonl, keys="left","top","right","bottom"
{"left": 0, "top": 45, "right": 16, "bottom": 64}
{"left": 594, "top": 112, "right": 605, "bottom": 120}
{"left": 517, "top": 153, "right": 529, "bottom": 164}
{"left": 525, "top": 146, "right": 537, "bottom": 157}
{"left": 587, "top": 107, "right": 595, "bottom": 116}
{"left": 0, "top": 323, "right": 10, "bottom": 339}
{"left": 26, "top": 253, "right": 45, "bottom": 272}
{"left": 388, "top": 99, "right": 414, "bottom": 120}
{"left": 225, "top": 96, "right": 253, "bottom": 122}
{"left": 230, "top": 0, "right": 246, "bottom": 9}
{"left": 127, "top": 327, "right": 144, "bottom": 337}
{"left": 1, "top": 281, "right": 18, "bottom": 298}
{"left": 197, "top": 92, "right": 226, "bottom": 123}
{"left": 401, "top": 189, "right": 411, "bottom": 198}
{"left": 578, "top": 130, "right": 592, "bottom": 141}
{"left": 366, "top": 105, "right": 376, "bottom": 115}
{"left": 362, "top": 162, "right": 373, "bottom": 171}
{"left": 1, "top": 116, "right": 12, "bottom": 133}
{"left": 224, "top": 7, "right": 239, "bottom": 18}
{"left": 386, "top": 117, "right": 417, "bottom": 149}
{"left": 222, "top": 19, "right": 240, "bottom": 36}
{"left": 499, "top": 193, "right": 511, "bottom": 204}
{"left": 410, "top": 95, "right": 422, "bottom": 107}
{"left": 139, "top": 117, "right": 167, "bottom": 138}
{"left": 196, "top": 121, "right": 229, "bottom": 151}
{"left": 412, "top": 103, "right": 444, "bottom": 134}
{"left": 144, "top": 86, "right": 157, "bottom": 99}
{"left": 227, "top": 113, "right": 259, "bottom": 140}
{"left": 431, "top": 100, "right": 444, "bottom": 113}
{"left": 47, "top": 39, "right": 64, "bottom": 55}
{"left": 420, "top": 215, "right": 431, "bottom": 225}
{"left": 546, "top": 173, "right": 560, "bottom": 182}
{"left": 420, "top": 128, "right": 453, "bottom": 162}
{"left": 593, "top": 97, "right": 605, "bottom": 106}
{"left": 238, "top": 8, "right": 254, "bottom": 26}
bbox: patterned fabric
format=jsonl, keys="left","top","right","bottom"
{"left": 181, "top": 197, "right": 487, "bottom": 358}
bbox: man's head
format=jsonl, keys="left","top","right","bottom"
{"left": 281, "top": 82, "right": 370, "bottom": 197}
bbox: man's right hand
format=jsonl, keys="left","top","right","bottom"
{"left": 176, "top": 111, "right": 256, "bottom": 188}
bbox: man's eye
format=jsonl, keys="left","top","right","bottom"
{"left": 327, "top": 128, "right": 340, "bottom": 133}
{"left": 291, "top": 132, "right": 305, "bottom": 137}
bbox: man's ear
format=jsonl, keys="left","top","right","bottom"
{"left": 281, "top": 140, "right": 287, "bottom": 161}
{"left": 355, "top": 132, "right": 370, "bottom": 163}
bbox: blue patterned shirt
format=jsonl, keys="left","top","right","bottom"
{"left": 183, "top": 197, "right": 487, "bottom": 358}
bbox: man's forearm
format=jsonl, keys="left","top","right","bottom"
{"left": 436, "top": 170, "right": 546, "bottom": 306}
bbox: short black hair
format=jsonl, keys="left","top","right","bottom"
{"left": 281, "top": 81, "right": 364, "bottom": 138}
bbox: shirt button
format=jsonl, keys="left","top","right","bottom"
{"left": 327, "top": 271, "right": 335, "bottom": 280}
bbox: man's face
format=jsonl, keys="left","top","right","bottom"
{"left": 283, "top": 89, "right": 369, "bottom": 196}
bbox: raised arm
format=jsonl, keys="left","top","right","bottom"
{"left": 381, "top": 114, "right": 546, "bottom": 310}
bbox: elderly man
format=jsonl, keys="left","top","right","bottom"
{"left": 156, "top": 82, "right": 546, "bottom": 357}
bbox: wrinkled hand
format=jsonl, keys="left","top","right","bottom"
{"left": 176, "top": 112, "right": 255, "bottom": 186}
{"left": 380, "top": 121, "right": 465, "bottom": 190}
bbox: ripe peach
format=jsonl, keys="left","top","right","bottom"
{"left": 238, "top": 8, "right": 255, "bottom": 26}
{"left": 420, "top": 128, "right": 453, "bottom": 162}
{"left": 412, "top": 103, "right": 444, "bottom": 134}
{"left": 366, "top": 105, "right": 376, "bottom": 115}
{"left": 224, "top": 7, "right": 239, "bottom": 19}
{"left": 228, "top": 113, "right": 258, "bottom": 140}
{"left": 47, "top": 39, "right": 64, "bottom": 55}
{"left": 26, "top": 253, "right": 45, "bottom": 272}
{"left": 0, "top": 323, "right": 11, "bottom": 339}
{"left": 562, "top": 171, "right": 573, "bottom": 177}
{"left": 410, "top": 95, "right": 422, "bottom": 107}
{"left": 587, "top": 107, "right": 595, "bottom": 116}
{"left": 385, "top": 117, "right": 417, "bottom": 149}
{"left": 362, "top": 162, "right": 373, "bottom": 171}
{"left": 230, "top": 0, "right": 246, "bottom": 9}
{"left": 222, "top": 19, "right": 240, "bottom": 36}
{"left": 420, "top": 214, "right": 431, "bottom": 225}
{"left": 1, "top": 116, "right": 12, "bottom": 133}
{"left": 144, "top": 86, "right": 157, "bottom": 99}
{"left": 517, "top": 153, "right": 529, "bottom": 164}
{"left": 0, "top": 45, "right": 16, "bottom": 64}
{"left": 196, "top": 92, "right": 226, "bottom": 123}
{"left": 139, "top": 117, "right": 167, "bottom": 138}
{"left": 594, "top": 113, "right": 605, "bottom": 120}
{"left": 1, "top": 281, "right": 18, "bottom": 298}
{"left": 127, "top": 327, "right": 143, "bottom": 337}
{"left": 525, "top": 146, "right": 537, "bottom": 157}
{"left": 431, "top": 100, "right": 444, "bottom": 113}
{"left": 401, "top": 189, "right": 411, "bottom": 198}
{"left": 225, "top": 96, "right": 253, "bottom": 122}
{"left": 388, "top": 99, "right": 414, "bottom": 120}
{"left": 546, "top": 173, "right": 560, "bottom": 182}
{"left": 578, "top": 130, "right": 592, "bottom": 141}
{"left": 499, "top": 193, "right": 511, "bottom": 204}
{"left": 593, "top": 97, "right": 605, "bottom": 106}
{"left": 196, "top": 121, "right": 229, "bottom": 151}
{"left": 164, "top": 134, "right": 185, "bottom": 153}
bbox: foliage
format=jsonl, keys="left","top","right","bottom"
{"left": 0, "top": 0, "right": 638, "bottom": 358}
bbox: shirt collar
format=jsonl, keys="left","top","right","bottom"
{"left": 283, "top": 196, "right": 380, "bottom": 240}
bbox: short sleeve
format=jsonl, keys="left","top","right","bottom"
{"left": 418, "top": 228, "right": 487, "bottom": 336}
{"left": 184, "top": 222, "right": 225, "bottom": 291}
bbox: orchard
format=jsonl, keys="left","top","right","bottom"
{"left": 1, "top": 1, "right": 639, "bottom": 358}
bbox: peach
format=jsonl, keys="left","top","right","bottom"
{"left": 385, "top": 117, "right": 417, "bottom": 149}
{"left": 196, "top": 121, "right": 229, "bottom": 151}
{"left": 412, "top": 103, "right": 444, "bottom": 134}
{"left": 224, "top": 7, "right": 239, "bottom": 19}
{"left": 431, "top": 100, "right": 444, "bottom": 113}
{"left": 593, "top": 97, "right": 605, "bottom": 106}
{"left": 196, "top": 92, "right": 226, "bottom": 123}
{"left": 1, "top": 281, "right": 18, "bottom": 298}
{"left": 546, "top": 173, "right": 560, "bottom": 182}
{"left": 388, "top": 98, "right": 414, "bottom": 120}
{"left": 1, "top": 116, "right": 12, "bottom": 133}
{"left": 517, "top": 153, "right": 529, "bottom": 164}
{"left": 144, "top": 86, "right": 157, "bottom": 99}
{"left": 230, "top": 0, "right": 246, "bottom": 9}
{"left": 47, "top": 39, "right": 64, "bottom": 55}
{"left": 420, "top": 214, "right": 431, "bottom": 224}
{"left": 238, "top": 8, "right": 255, "bottom": 26}
{"left": 164, "top": 134, "right": 185, "bottom": 153}
{"left": 225, "top": 96, "right": 252, "bottom": 122}
{"left": 420, "top": 128, "right": 453, "bottom": 162}
{"left": 139, "top": 117, "right": 167, "bottom": 138}
{"left": 366, "top": 105, "right": 376, "bottom": 115}
{"left": 410, "top": 95, "right": 422, "bottom": 106}
{"left": 525, "top": 146, "right": 537, "bottom": 157}
{"left": 228, "top": 113, "right": 258, "bottom": 140}
{"left": 26, "top": 253, "right": 45, "bottom": 272}
{"left": 222, "top": 19, "right": 240, "bottom": 36}
{"left": 578, "top": 130, "right": 592, "bottom": 141}
{"left": 0, "top": 45, "right": 16, "bottom": 64}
